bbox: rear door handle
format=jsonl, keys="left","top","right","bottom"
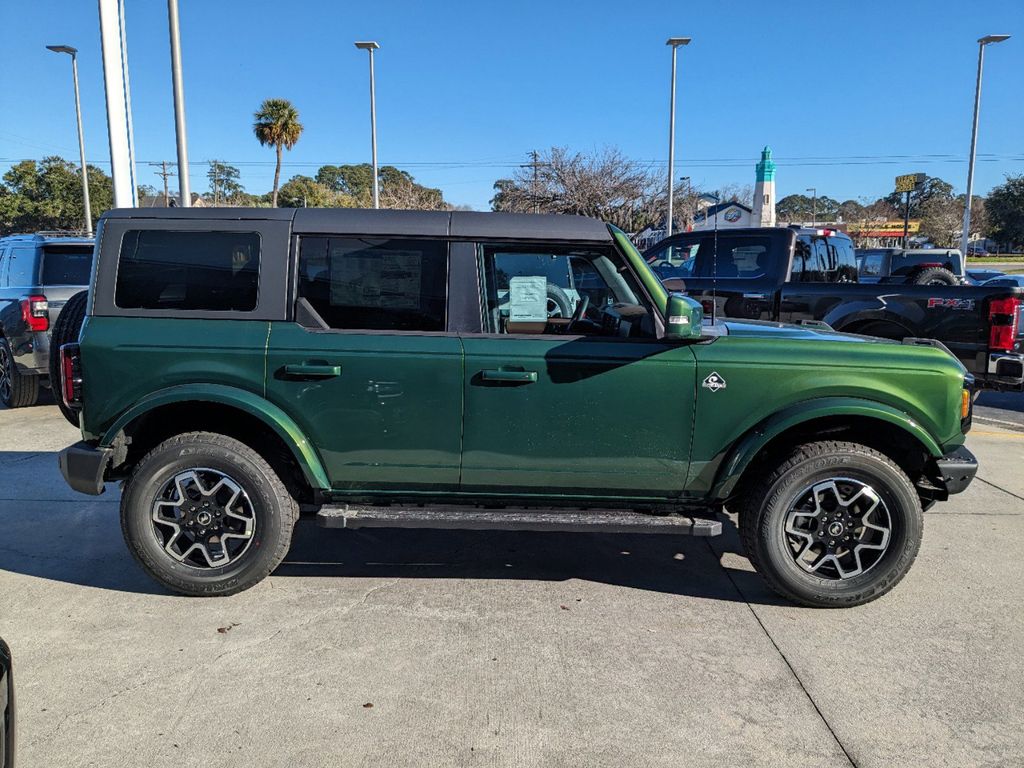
{"left": 282, "top": 363, "right": 342, "bottom": 379}
{"left": 480, "top": 368, "right": 538, "bottom": 384}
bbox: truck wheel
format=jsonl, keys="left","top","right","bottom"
{"left": 48, "top": 290, "right": 88, "bottom": 425}
{"left": 738, "top": 440, "right": 923, "bottom": 608}
{"left": 0, "top": 337, "right": 39, "bottom": 408}
{"left": 121, "top": 431, "right": 298, "bottom": 596}
{"left": 912, "top": 267, "right": 958, "bottom": 286}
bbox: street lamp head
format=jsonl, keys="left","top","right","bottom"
{"left": 979, "top": 34, "right": 1010, "bottom": 45}
{"left": 46, "top": 44, "right": 78, "bottom": 56}
{"left": 666, "top": 37, "right": 691, "bottom": 47}
{"left": 354, "top": 41, "right": 380, "bottom": 50}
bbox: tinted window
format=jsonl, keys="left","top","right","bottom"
{"left": 116, "top": 230, "right": 260, "bottom": 311}
{"left": 659, "top": 235, "right": 776, "bottom": 279}
{"left": 7, "top": 247, "right": 39, "bottom": 286}
{"left": 297, "top": 237, "right": 447, "bottom": 331}
{"left": 860, "top": 253, "right": 885, "bottom": 276}
{"left": 42, "top": 245, "right": 94, "bottom": 285}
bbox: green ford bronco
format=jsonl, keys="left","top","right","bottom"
{"left": 57, "top": 208, "right": 977, "bottom": 606}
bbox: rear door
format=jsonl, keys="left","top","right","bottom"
{"left": 264, "top": 234, "right": 464, "bottom": 492}
{"left": 457, "top": 240, "right": 697, "bottom": 498}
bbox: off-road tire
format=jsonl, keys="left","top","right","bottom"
{"left": 48, "top": 290, "right": 88, "bottom": 425}
{"left": 738, "top": 440, "right": 923, "bottom": 608}
{"left": 912, "top": 267, "right": 958, "bottom": 286}
{"left": 0, "top": 337, "right": 39, "bottom": 408}
{"left": 121, "top": 431, "right": 298, "bottom": 596}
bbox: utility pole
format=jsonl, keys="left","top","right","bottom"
{"left": 150, "top": 161, "right": 175, "bottom": 206}
{"left": 806, "top": 187, "right": 817, "bottom": 226}
{"left": 209, "top": 161, "right": 221, "bottom": 205}
{"left": 520, "top": 150, "right": 543, "bottom": 214}
{"left": 167, "top": 0, "right": 191, "bottom": 206}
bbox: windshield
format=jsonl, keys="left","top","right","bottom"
{"left": 42, "top": 244, "right": 94, "bottom": 286}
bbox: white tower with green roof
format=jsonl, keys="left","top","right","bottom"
{"left": 753, "top": 146, "right": 776, "bottom": 227}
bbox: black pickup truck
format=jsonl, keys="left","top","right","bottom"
{"left": 645, "top": 226, "right": 1024, "bottom": 390}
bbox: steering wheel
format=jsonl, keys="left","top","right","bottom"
{"left": 566, "top": 294, "right": 590, "bottom": 333}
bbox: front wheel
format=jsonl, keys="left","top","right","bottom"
{"left": 121, "top": 432, "right": 298, "bottom": 596}
{"left": 739, "top": 441, "right": 923, "bottom": 608}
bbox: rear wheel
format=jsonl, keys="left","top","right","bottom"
{"left": 0, "top": 337, "right": 39, "bottom": 408}
{"left": 121, "top": 431, "right": 298, "bottom": 596}
{"left": 739, "top": 440, "right": 923, "bottom": 607}
{"left": 49, "top": 290, "right": 88, "bottom": 425}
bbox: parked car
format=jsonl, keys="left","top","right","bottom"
{"left": 1, "top": 636, "right": 13, "bottom": 768}
{"left": 0, "top": 233, "right": 94, "bottom": 408}
{"left": 855, "top": 247, "right": 965, "bottom": 285}
{"left": 57, "top": 208, "right": 977, "bottom": 608}
{"left": 965, "top": 268, "right": 1006, "bottom": 285}
{"left": 982, "top": 274, "right": 1024, "bottom": 288}
{"left": 645, "top": 227, "right": 1024, "bottom": 391}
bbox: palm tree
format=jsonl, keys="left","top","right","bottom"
{"left": 252, "top": 98, "right": 303, "bottom": 207}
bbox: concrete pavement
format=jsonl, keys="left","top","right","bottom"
{"left": 1, "top": 399, "right": 1022, "bottom": 767}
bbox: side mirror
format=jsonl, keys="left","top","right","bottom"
{"left": 664, "top": 292, "right": 703, "bottom": 341}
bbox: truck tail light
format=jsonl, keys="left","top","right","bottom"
{"left": 988, "top": 297, "right": 1021, "bottom": 353}
{"left": 60, "top": 343, "right": 83, "bottom": 410}
{"left": 20, "top": 295, "right": 49, "bottom": 332}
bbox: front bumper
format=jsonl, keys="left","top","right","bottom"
{"left": 933, "top": 445, "right": 977, "bottom": 495}
{"left": 58, "top": 441, "right": 113, "bottom": 496}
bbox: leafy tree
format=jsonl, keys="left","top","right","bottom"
{"left": 252, "top": 99, "right": 303, "bottom": 207}
{"left": 884, "top": 176, "right": 954, "bottom": 218}
{"left": 986, "top": 175, "right": 1024, "bottom": 249}
{"left": 277, "top": 175, "right": 352, "bottom": 208}
{"left": 0, "top": 156, "right": 113, "bottom": 235}
{"left": 206, "top": 160, "right": 244, "bottom": 204}
{"left": 776, "top": 193, "right": 840, "bottom": 223}
{"left": 314, "top": 163, "right": 448, "bottom": 210}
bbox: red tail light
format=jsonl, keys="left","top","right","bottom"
{"left": 988, "top": 297, "right": 1021, "bottom": 353}
{"left": 20, "top": 295, "right": 49, "bottom": 332}
{"left": 60, "top": 343, "right": 83, "bottom": 410}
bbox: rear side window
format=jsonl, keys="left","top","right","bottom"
{"left": 297, "top": 237, "right": 447, "bottom": 332}
{"left": 860, "top": 253, "right": 884, "bottom": 276}
{"left": 115, "top": 230, "right": 260, "bottom": 311}
{"left": 6, "top": 247, "right": 39, "bottom": 286}
{"left": 42, "top": 245, "right": 93, "bottom": 285}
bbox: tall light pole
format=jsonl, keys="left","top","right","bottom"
{"left": 806, "top": 187, "right": 817, "bottom": 226}
{"left": 961, "top": 34, "right": 1010, "bottom": 255}
{"left": 167, "top": 0, "right": 191, "bottom": 206}
{"left": 665, "top": 37, "right": 691, "bottom": 239}
{"left": 46, "top": 45, "right": 92, "bottom": 236}
{"left": 355, "top": 41, "right": 381, "bottom": 209}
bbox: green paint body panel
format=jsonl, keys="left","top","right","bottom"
{"left": 460, "top": 335, "right": 696, "bottom": 495}
{"left": 264, "top": 323, "right": 463, "bottom": 491}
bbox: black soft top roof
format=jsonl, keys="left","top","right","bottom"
{"left": 101, "top": 208, "right": 612, "bottom": 242}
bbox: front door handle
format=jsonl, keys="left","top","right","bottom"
{"left": 480, "top": 368, "right": 538, "bottom": 384}
{"left": 282, "top": 363, "right": 342, "bottom": 379}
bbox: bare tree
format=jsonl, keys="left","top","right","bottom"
{"left": 491, "top": 147, "right": 663, "bottom": 232}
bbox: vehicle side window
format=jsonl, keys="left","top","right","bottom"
{"left": 7, "top": 247, "right": 39, "bottom": 287}
{"left": 296, "top": 237, "right": 447, "bottom": 332}
{"left": 860, "top": 253, "right": 884, "bottom": 276}
{"left": 478, "top": 244, "right": 648, "bottom": 336}
{"left": 829, "top": 240, "right": 858, "bottom": 282}
{"left": 792, "top": 240, "right": 823, "bottom": 282}
{"left": 42, "top": 245, "right": 94, "bottom": 285}
{"left": 115, "top": 230, "right": 261, "bottom": 311}
{"left": 0, "top": 248, "right": 7, "bottom": 287}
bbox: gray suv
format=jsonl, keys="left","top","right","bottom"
{"left": 0, "top": 233, "right": 94, "bottom": 407}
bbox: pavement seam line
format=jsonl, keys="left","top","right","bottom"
{"left": 707, "top": 539, "right": 859, "bottom": 768}
{"left": 975, "top": 476, "right": 1024, "bottom": 504}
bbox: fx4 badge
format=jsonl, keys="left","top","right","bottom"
{"left": 927, "top": 297, "right": 976, "bottom": 311}
{"left": 702, "top": 372, "right": 727, "bottom": 392}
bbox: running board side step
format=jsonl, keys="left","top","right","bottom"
{"left": 316, "top": 504, "right": 722, "bottom": 536}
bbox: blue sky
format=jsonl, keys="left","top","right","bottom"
{"left": 1, "top": 0, "right": 1021, "bottom": 210}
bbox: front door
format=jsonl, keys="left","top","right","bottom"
{"left": 459, "top": 241, "right": 698, "bottom": 499}
{"left": 265, "top": 235, "right": 463, "bottom": 492}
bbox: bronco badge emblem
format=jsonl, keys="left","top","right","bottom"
{"left": 702, "top": 372, "right": 727, "bottom": 392}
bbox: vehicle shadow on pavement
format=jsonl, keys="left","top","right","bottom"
{"left": 0, "top": 446, "right": 784, "bottom": 604}
{"left": 276, "top": 515, "right": 790, "bottom": 606}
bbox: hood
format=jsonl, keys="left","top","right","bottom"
{"left": 718, "top": 319, "right": 897, "bottom": 344}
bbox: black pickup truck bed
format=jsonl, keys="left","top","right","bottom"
{"left": 645, "top": 227, "right": 1024, "bottom": 390}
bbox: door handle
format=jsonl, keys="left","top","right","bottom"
{"left": 282, "top": 363, "right": 342, "bottom": 379}
{"left": 743, "top": 293, "right": 767, "bottom": 300}
{"left": 480, "top": 368, "right": 538, "bottom": 384}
